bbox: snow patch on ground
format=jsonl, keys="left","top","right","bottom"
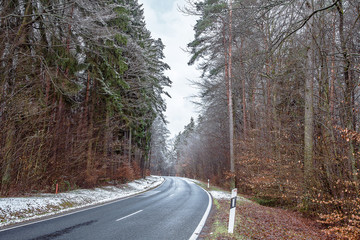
{"left": 0, "top": 176, "right": 164, "bottom": 227}
{"left": 209, "top": 190, "right": 232, "bottom": 200}
{"left": 182, "top": 177, "right": 250, "bottom": 203}
{"left": 209, "top": 190, "right": 250, "bottom": 202}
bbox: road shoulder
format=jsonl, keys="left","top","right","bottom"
{"left": 191, "top": 180, "right": 331, "bottom": 240}
{"left": 0, "top": 176, "right": 164, "bottom": 229}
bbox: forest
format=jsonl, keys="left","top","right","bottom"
{"left": 161, "top": 0, "right": 359, "bottom": 239}
{"left": 1, "top": 0, "right": 360, "bottom": 239}
{"left": 0, "top": 0, "right": 171, "bottom": 195}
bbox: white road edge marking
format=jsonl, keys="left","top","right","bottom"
{"left": 116, "top": 210, "right": 143, "bottom": 221}
{"left": 189, "top": 185, "right": 212, "bottom": 240}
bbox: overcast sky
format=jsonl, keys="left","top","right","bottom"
{"left": 137, "top": 0, "right": 200, "bottom": 138}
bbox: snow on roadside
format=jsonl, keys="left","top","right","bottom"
{"left": 0, "top": 176, "right": 164, "bottom": 227}
{"left": 209, "top": 190, "right": 250, "bottom": 202}
{"left": 209, "top": 190, "right": 232, "bottom": 200}
{"left": 183, "top": 177, "right": 250, "bottom": 203}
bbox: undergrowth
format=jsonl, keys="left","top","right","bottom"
{"left": 194, "top": 179, "right": 329, "bottom": 240}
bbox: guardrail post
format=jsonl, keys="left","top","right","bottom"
{"left": 228, "top": 188, "right": 237, "bottom": 233}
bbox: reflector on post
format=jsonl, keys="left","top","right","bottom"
{"left": 228, "top": 188, "right": 237, "bottom": 233}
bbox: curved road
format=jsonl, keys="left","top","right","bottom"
{"left": 0, "top": 177, "right": 211, "bottom": 240}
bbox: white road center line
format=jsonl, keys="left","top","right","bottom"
{"left": 116, "top": 210, "right": 143, "bottom": 222}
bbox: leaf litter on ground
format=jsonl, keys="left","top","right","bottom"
{"left": 193, "top": 181, "right": 335, "bottom": 240}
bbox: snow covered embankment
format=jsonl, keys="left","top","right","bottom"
{"left": 0, "top": 176, "right": 164, "bottom": 227}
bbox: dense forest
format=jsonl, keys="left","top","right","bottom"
{"left": 0, "top": 0, "right": 171, "bottom": 195}
{"left": 169, "top": 0, "right": 360, "bottom": 238}
{"left": 1, "top": 0, "right": 360, "bottom": 238}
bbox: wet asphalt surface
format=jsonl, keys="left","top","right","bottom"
{"left": 0, "top": 177, "right": 210, "bottom": 240}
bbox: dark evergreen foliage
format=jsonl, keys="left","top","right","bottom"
{"left": 0, "top": 0, "right": 171, "bottom": 195}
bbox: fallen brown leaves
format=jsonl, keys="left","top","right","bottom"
{"left": 200, "top": 199, "right": 335, "bottom": 240}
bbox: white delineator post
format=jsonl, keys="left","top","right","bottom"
{"left": 208, "top": 179, "right": 210, "bottom": 188}
{"left": 228, "top": 188, "right": 237, "bottom": 233}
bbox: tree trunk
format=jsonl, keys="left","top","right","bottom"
{"left": 239, "top": 40, "right": 247, "bottom": 138}
{"left": 227, "top": 0, "right": 235, "bottom": 189}
{"left": 1, "top": 123, "right": 15, "bottom": 195}
{"left": 335, "top": 0, "right": 357, "bottom": 186}
{"left": 303, "top": 1, "right": 315, "bottom": 201}
{"left": 128, "top": 129, "right": 132, "bottom": 163}
{"left": 104, "top": 100, "right": 111, "bottom": 157}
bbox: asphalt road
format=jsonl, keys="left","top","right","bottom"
{"left": 0, "top": 177, "right": 211, "bottom": 240}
